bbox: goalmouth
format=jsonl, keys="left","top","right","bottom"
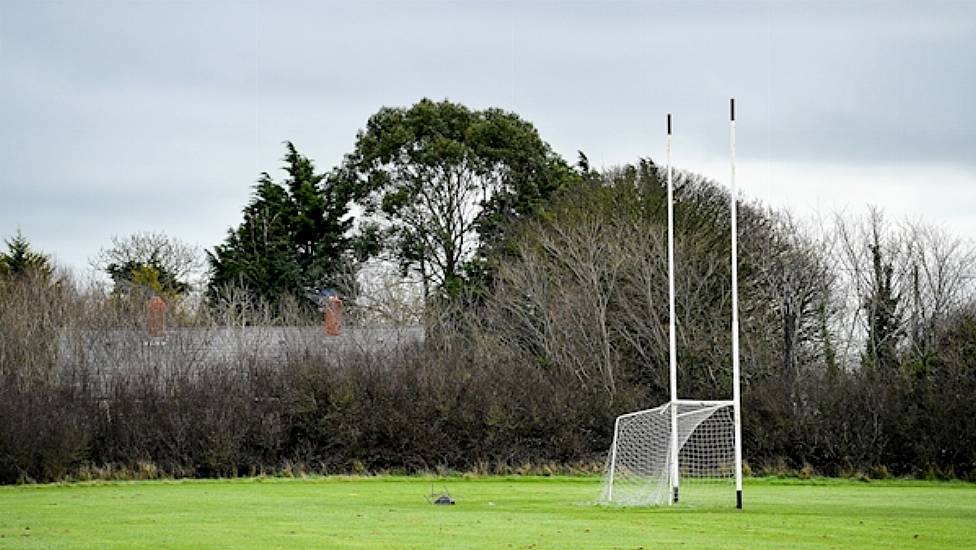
{"left": 600, "top": 400, "right": 736, "bottom": 507}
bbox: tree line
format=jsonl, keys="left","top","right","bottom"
{"left": 1, "top": 98, "right": 975, "bottom": 483}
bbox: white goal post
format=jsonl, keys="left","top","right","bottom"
{"left": 600, "top": 100, "right": 743, "bottom": 508}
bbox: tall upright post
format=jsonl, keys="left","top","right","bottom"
{"left": 607, "top": 416, "right": 620, "bottom": 501}
{"left": 667, "top": 113, "right": 680, "bottom": 505}
{"left": 730, "top": 98, "right": 743, "bottom": 510}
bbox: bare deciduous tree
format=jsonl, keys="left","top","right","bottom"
{"left": 92, "top": 232, "right": 203, "bottom": 294}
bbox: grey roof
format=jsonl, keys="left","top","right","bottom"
{"left": 56, "top": 326, "right": 425, "bottom": 397}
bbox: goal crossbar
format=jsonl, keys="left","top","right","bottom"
{"left": 613, "top": 400, "right": 732, "bottom": 421}
{"left": 674, "top": 399, "right": 733, "bottom": 407}
{"left": 675, "top": 403, "right": 730, "bottom": 419}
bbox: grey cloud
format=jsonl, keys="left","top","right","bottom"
{"left": 1, "top": 0, "right": 974, "bottom": 272}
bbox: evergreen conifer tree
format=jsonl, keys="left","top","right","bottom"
{"left": 207, "top": 143, "right": 353, "bottom": 306}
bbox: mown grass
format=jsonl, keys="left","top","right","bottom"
{"left": 1, "top": 476, "right": 974, "bottom": 549}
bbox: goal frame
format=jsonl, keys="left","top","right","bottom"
{"left": 604, "top": 100, "right": 743, "bottom": 509}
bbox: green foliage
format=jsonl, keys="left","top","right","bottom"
{"left": 339, "top": 98, "right": 578, "bottom": 298}
{"left": 0, "top": 230, "right": 53, "bottom": 282}
{"left": 208, "top": 142, "right": 354, "bottom": 305}
{"left": 107, "top": 258, "right": 189, "bottom": 301}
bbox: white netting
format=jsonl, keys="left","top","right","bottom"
{"left": 599, "top": 401, "right": 735, "bottom": 506}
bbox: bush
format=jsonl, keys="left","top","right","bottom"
{"left": 2, "top": 240, "right": 976, "bottom": 483}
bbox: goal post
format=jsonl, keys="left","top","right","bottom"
{"left": 600, "top": 101, "right": 743, "bottom": 508}
{"left": 730, "top": 98, "right": 743, "bottom": 509}
{"left": 666, "top": 113, "right": 680, "bottom": 505}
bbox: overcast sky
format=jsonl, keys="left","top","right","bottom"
{"left": 1, "top": 1, "right": 974, "bottom": 274}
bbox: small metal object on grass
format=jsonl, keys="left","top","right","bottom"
{"left": 426, "top": 485, "right": 455, "bottom": 505}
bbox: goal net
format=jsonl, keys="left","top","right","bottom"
{"left": 600, "top": 401, "right": 736, "bottom": 506}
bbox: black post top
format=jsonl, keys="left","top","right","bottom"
{"left": 667, "top": 113, "right": 671, "bottom": 135}
{"left": 730, "top": 98, "right": 735, "bottom": 121}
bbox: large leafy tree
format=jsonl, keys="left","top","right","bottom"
{"left": 207, "top": 142, "right": 353, "bottom": 305}
{"left": 340, "top": 99, "right": 578, "bottom": 298}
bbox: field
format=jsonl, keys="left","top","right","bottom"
{"left": 1, "top": 476, "right": 974, "bottom": 549}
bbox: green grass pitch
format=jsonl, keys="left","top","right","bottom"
{"left": 1, "top": 476, "right": 974, "bottom": 548}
